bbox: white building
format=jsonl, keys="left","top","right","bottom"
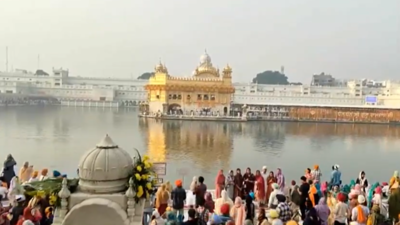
{"left": 233, "top": 79, "right": 400, "bottom": 108}
{"left": 1, "top": 65, "right": 400, "bottom": 108}
{"left": 0, "top": 69, "right": 148, "bottom": 105}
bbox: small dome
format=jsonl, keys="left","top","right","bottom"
{"left": 154, "top": 61, "right": 168, "bottom": 74}
{"left": 78, "top": 135, "right": 134, "bottom": 193}
{"left": 200, "top": 51, "right": 211, "bottom": 65}
{"left": 155, "top": 62, "right": 163, "bottom": 70}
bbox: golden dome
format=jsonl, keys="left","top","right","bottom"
{"left": 193, "top": 50, "right": 219, "bottom": 77}
{"left": 154, "top": 61, "right": 168, "bottom": 74}
{"left": 223, "top": 64, "right": 232, "bottom": 72}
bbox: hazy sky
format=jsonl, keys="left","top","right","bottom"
{"left": 1, "top": 0, "right": 399, "bottom": 82}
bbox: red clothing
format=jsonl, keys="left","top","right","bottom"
{"left": 17, "top": 207, "right": 42, "bottom": 225}
{"left": 265, "top": 176, "right": 277, "bottom": 203}
{"left": 215, "top": 170, "right": 226, "bottom": 198}
{"left": 255, "top": 175, "right": 265, "bottom": 201}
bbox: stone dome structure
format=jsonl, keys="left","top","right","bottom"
{"left": 78, "top": 134, "right": 134, "bottom": 193}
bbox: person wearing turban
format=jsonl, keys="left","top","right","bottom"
{"left": 333, "top": 193, "right": 348, "bottom": 225}
{"left": 311, "top": 165, "right": 322, "bottom": 182}
{"left": 171, "top": 179, "right": 186, "bottom": 217}
{"left": 268, "top": 183, "right": 283, "bottom": 209}
{"left": 52, "top": 170, "right": 61, "bottom": 178}
{"left": 351, "top": 195, "right": 369, "bottom": 224}
{"left": 38, "top": 169, "right": 48, "bottom": 181}
{"left": 212, "top": 203, "right": 232, "bottom": 224}
{"left": 214, "top": 190, "right": 233, "bottom": 215}
{"left": 269, "top": 209, "right": 283, "bottom": 225}
{"left": 330, "top": 164, "right": 341, "bottom": 189}
{"left": 28, "top": 171, "right": 39, "bottom": 182}
{"left": 367, "top": 204, "right": 385, "bottom": 225}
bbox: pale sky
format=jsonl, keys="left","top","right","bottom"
{"left": 1, "top": 0, "right": 399, "bottom": 83}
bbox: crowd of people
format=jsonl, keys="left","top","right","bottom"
{"left": 3, "top": 153, "right": 400, "bottom": 225}
{"left": 1, "top": 154, "right": 66, "bottom": 225}
{"left": 153, "top": 165, "right": 400, "bottom": 225}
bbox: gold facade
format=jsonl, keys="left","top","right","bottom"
{"left": 145, "top": 52, "right": 235, "bottom": 114}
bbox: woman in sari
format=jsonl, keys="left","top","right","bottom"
{"left": 215, "top": 170, "right": 226, "bottom": 198}
{"left": 266, "top": 171, "right": 277, "bottom": 204}
{"left": 226, "top": 170, "right": 235, "bottom": 200}
{"left": 234, "top": 168, "right": 244, "bottom": 199}
{"left": 230, "top": 197, "right": 245, "bottom": 225}
{"left": 276, "top": 168, "right": 285, "bottom": 192}
{"left": 254, "top": 170, "right": 266, "bottom": 204}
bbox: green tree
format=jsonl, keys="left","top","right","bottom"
{"left": 137, "top": 72, "right": 154, "bottom": 80}
{"left": 252, "top": 71, "right": 289, "bottom": 84}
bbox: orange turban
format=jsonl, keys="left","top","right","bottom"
{"left": 41, "top": 169, "right": 48, "bottom": 176}
{"left": 175, "top": 179, "right": 182, "bottom": 187}
{"left": 314, "top": 165, "right": 319, "bottom": 170}
{"left": 220, "top": 203, "right": 230, "bottom": 215}
{"left": 32, "top": 171, "right": 39, "bottom": 178}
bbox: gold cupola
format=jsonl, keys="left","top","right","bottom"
{"left": 222, "top": 64, "right": 232, "bottom": 78}
{"left": 192, "top": 50, "right": 219, "bottom": 78}
{"left": 154, "top": 61, "right": 168, "bottom": 74}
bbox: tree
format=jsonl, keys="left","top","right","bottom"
{"left": 137, "top": 72, "right": 154, "bottom": 80}
{"left": 252, "top": 71, "right": 289, "bottom": 85}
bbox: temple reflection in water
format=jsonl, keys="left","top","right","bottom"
{"left": 139, "top": 119, "right": 400, "bottom": 163}
{"left": 139, "top": 119, "right": 234, "bottom": 170}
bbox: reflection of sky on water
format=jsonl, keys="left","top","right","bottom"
{"left": 1, "top": 106, "right": 400, "bottom": 188}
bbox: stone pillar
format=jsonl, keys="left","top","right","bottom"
{"left": 125, "top": 178, "right": 136, "bottom": 222}
{"left": 57, "top": 178, "right": 71, "bottom": 222}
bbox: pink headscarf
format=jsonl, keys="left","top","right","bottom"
{"left": 354, "top": 184, "right": 362, "bottom": 192}
{"left": 349, "top": 189, "right": 360, "bottom": 198}
{"left": 321, "top": 182, "right": 328, "bottom": 193}
{"left": 375, "top": 186, "right": 382, "bottom": 194}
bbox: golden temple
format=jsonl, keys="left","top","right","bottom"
{"left": 143, "top": 51, "right": 235, "bottom": 115}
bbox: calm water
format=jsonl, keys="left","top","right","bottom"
{"left": 1, "top": 106, "right": 399, "bottom": 187}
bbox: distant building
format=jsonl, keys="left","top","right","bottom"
{"left": 311, "top": 73, "right": 335, "bottom": 86}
